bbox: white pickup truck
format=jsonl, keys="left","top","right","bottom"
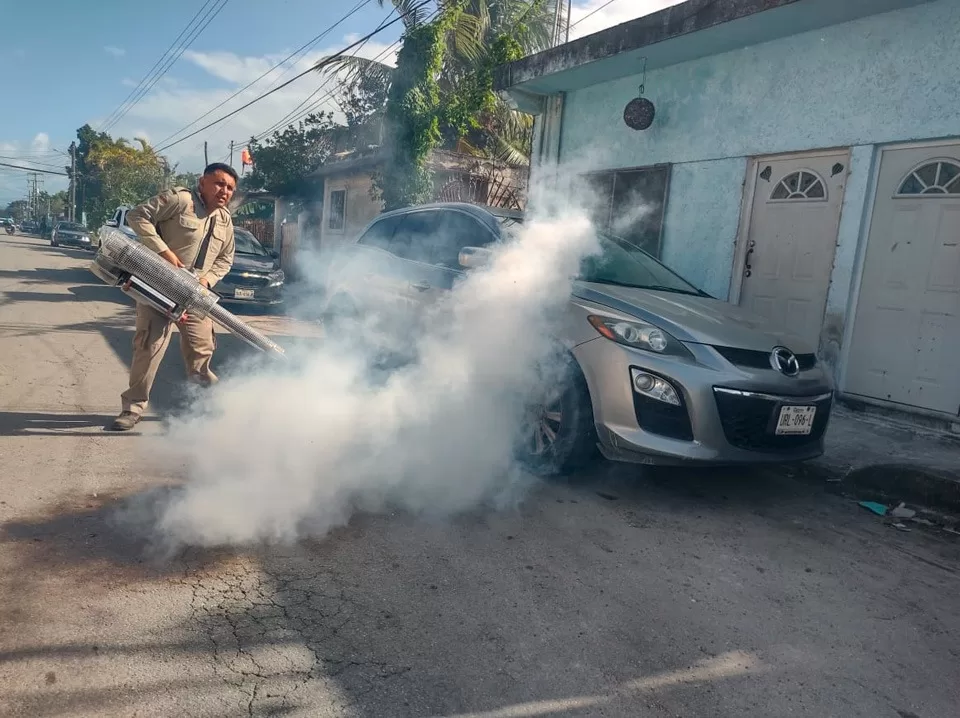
{"left": 95, "top": 206, "right": 136, "bottom": 246}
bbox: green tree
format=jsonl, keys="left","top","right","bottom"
{"left": 78, "top": 133, "right": 170, "bottom": 228}
{"left": 34, "top": 190, "right": 69, "bottom": 219}
{"left": 316, "top": 0, "right": 551, "bottom": 172}
{"left": 168, "top": 170, "right": 200, "bottom": 189}
{"left": 242, "top": 112, "right": 340, "bottom": 198}
{"left": 4, "top": 200, "right": 30, "bottom": 223}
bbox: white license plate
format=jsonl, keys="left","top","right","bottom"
{"left": 775, "top": 405, "right": 817, "bottom": 435}
{"left": 234, "top": 288, "right": 254, "bottom": 299}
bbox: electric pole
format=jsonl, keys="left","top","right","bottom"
{"left": 204, "top": 141, "right": 209, "bottom": 166}
{"left": 27, "top": 174, "right": 42, "bottom": 219}
{"left": 229, "top": 140, "right": 234, "bottom": 167}
{"left": 69, "top": 141, "right": 77, "bottom": 222}
{"left": 552, "top": 0, "right": 572, "bottom": 45}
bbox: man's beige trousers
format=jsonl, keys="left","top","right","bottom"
{"left": 121, "top": 302, "right": 218, "bottom": 415}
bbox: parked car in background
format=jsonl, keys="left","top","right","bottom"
{"left": 96, "top": 205, "right": 136, "bottom": 247}
{"left": 322, "top": 202, "right": 835, "bottom": 476}
{"left": 97, "top": 207, "right": 284, "bottom": 308}
{"left": 20, "top": 220, "right": 38, "bottom": 234}
{"left": 51, "top": 221, "right": 93, "bottom": 249}
{"left": 215, "top": 227, "right": 285, "bottom": 308}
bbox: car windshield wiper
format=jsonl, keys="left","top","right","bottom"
{"left": 640, "top": 285, "right": 707, "bottom": 297}
{"left": 580, "top": 278, "right": 704, "bottom": 296}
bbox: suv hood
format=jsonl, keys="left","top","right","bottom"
{"left": 573, "top": 282, "right": 813, "bottom": 354}
{"left": 231, "top": 252, "right": 279, "bottom": 273}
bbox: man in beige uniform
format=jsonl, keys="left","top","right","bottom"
{"left": 110, "top": 163, "right": 238, "bottom": 431}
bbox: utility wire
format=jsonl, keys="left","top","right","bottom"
{"left": 99, "top": 0, "right": 219, "bottom": 131}
{"left": 568, "top": 0, "right": 619, "bottom": 31}
{"left": 156, "top": 0, "right": 373, "bottom": 148}
{"left": 155, "top": 2, "right": 428, "bottom": 154}
{"left": 0, "top": 155, "right": 65, "bottom": 169}
{"left": 248, "top": 10, "right": 402, "bottom": 143}
{"left": 247, "top": 1, "right": 433, "bottom": 144}
{"left": 100, "top": 0, "right": 230, "bottom": 133}
{"left": 0, "top": 161, "right": 67, "bottom": 176}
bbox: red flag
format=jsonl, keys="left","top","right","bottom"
{"left": 241, "top": 148, "right": 253, "bottom": 166}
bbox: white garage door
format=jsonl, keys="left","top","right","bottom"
{"left": 845, "top": 143, "right": 960, "bottom": 415}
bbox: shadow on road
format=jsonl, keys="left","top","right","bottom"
{"left": 0, "top": 411, "right": 160, "bottom": 437}
{"left": 0, "top": 480, "right": 772, "bottom": 717}
{"left": 3, "top": 450, "right": 959, "bottom": 716}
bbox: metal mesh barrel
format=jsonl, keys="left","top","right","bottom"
{"left": 99, "top": 228, "right": 219, "bottom": 318}
{"left": 96, "top": 228, "right": 286, "bottom": 358}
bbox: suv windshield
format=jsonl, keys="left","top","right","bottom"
{"left": 234, "top": 228, "right": 269, "bottom": 256}
{"left": 496, "top": 216, "right": 705, "bottom": 296}
{"left": 580, "top": 233, "right": 706, "bottom": 296}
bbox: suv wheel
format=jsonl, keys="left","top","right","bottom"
{"left": 519, "top": 357, "right": 599, "bottom": 478}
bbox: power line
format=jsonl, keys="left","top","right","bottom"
{"left": 247, "top": 2, "right": 428, "bottom": 144}
{"left": 0, "top": 161, "right": 67, "bottom": 176}
{"left": 0, "top": 155, "right": 65, "bottom": 169}
{"left": 98, "top": 0, "right": 220, "bottom": 131}
{"left": 99, "top": 0, "right": 230, "bottom": 133}
{"left": 249, "top": 12, "right": 402, "bottom": 143}
{"left": 155, "top": 2, "right": 427, "bottom": 154}
{"left": 568, "top": 0, "right": 620, "bottom": 32}
{"left": 156, "top": 0, "right": 374, "bottom": 149}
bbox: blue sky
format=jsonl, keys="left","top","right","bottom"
{"left": 0, "top": 0, "right": 673, "bottom": 206}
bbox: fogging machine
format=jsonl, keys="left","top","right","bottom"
{"left": 90, "top": 227, "right": 286, "bottom": 358}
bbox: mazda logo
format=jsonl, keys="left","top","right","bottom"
{"left": 770, "top": 347, "right": 800, "bottom": 377}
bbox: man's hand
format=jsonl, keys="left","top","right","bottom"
{"left": 198, "top": 276, "right": 211, "bottom": 289}
{"left": 160, "top": 249, "right": 184, "bottom": 268}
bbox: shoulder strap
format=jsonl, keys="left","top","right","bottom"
{"left": 193, "top": 218, "right": 217, "bottom": 270}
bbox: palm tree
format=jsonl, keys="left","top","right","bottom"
{"left": 315, "top": 0, "right": 562, "bottom": 165}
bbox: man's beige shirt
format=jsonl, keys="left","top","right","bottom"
{"left": 125, "top": 186, "right": 235, "bottom": 288}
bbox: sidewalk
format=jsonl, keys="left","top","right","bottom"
{"left": 793, "top": 404, "right": 960, "bottom": 513}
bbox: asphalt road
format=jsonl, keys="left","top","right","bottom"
{"left": 1, "top": 233, "right": 958, "bottom": 718}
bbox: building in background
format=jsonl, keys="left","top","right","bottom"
{"left": 494, "top": 0, "right": 960, "bottom": 423}
{"left": 310, "top": 149, "right": 528, "bottom": 254}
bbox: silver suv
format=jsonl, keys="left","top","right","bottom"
{"left": 322, "top": 202, "right": 834, "bottom": 475}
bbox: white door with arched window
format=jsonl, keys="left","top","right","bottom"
{"left": 845, "top": 143, "right": 960, "bottom": 415}
{"left": 737, "top": 150, "right": 850, "bottom": 350}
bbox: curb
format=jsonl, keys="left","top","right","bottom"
{"left": 792, "top": 460, "right": 960, "bottom": 515}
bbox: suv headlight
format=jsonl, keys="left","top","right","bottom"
{"left": 267, "top": 269, "right": 285, "bottom": 285}
{"left": 588, "top": 315, "right": 691, "bottom": 358}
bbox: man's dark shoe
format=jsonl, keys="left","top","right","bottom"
{"left": 108, "top": 411, "right": 142, "bottom": 432}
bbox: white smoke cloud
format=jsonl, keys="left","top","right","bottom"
{"left": 141, "top": 179, "right": 603, "bottom": 550}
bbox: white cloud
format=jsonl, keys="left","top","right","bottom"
{"left": 31, "top": 133, "right": 51, "bottom": 152}
{"left": 0, "top": 138, "right": 69, "bottom": 199}
{"left": 104, "top": 45, "right": 126, "bottom": 58}
{"left": 569, "top": 0, "right": 684, "bottom": 40}
{"left": 101, "top": 36, "right": 400, "bottom": 172}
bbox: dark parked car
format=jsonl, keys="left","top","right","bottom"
{"left": 215, "top": 227, "right": 285, "bottom": 307}
{"left": 51, "top": 221, "right": 93, "bottom": 249}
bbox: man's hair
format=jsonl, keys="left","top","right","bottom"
{"left": 203, "top": 162, "right": 239, "bottom": 184}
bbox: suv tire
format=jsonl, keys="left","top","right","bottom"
{"left": 520, "top": 357, "right": 599, "bottom": 478}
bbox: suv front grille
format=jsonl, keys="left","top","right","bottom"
{"left": 227, "top": 272, "right": 270, "bottom": 288}
{"left": 713, "top": 388, "right": 832, "bottom": 452}
{"left": 714, "top": 346, "right": 817, "bottom": 372}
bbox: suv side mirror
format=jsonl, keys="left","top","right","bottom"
{"left": 459, "top": 246, "right": 493, "bottom": 270}
{"left": 105, "top": 220, "right": 118, "bottom": 228}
